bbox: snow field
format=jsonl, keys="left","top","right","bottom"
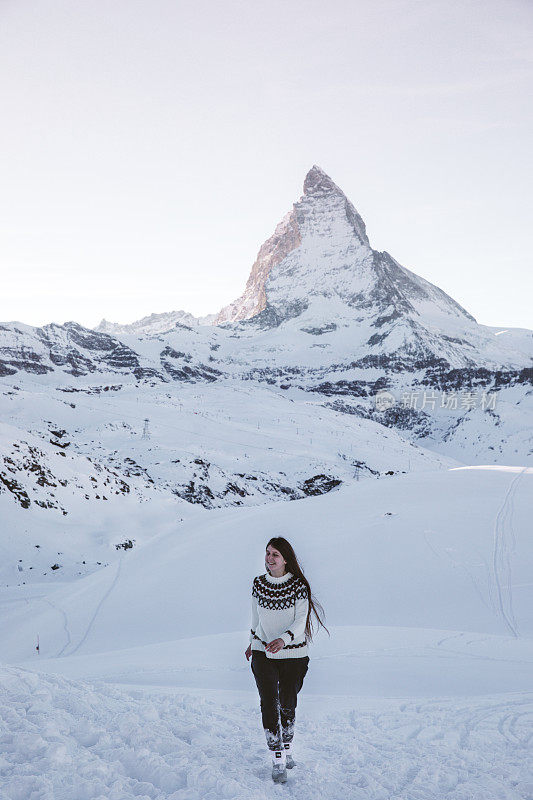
{"left": 1, "top": 665, "right": 532, "bottom": 800}
{"left": 4, "top": 466, "right": 532, "bottom": 665}
{"left": 1, "top": 465, "right": 532, "bottom": 798}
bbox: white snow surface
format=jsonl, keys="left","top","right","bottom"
{"left": 2, "top": 662, "right": 532, "bottom": 800}
{"left": 1, "top": 465, "right": 533, "bottom": 799}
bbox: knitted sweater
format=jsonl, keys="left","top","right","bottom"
{"left": 249, "top": 571, "right": 309, "bottom": 659}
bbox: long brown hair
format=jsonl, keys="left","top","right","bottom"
{"left": 266, "top": 537, "right": 329, "bottom": 643}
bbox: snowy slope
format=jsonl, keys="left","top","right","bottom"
{"left": 3, "top": 466, "right": 531, "bottom": 663}
{"left": 1, "top": 465, "right": 532, "bottom": 800}
{"left": 2, "top": 663, "right": 532, "bottom": 800}
{"left": 1, "top": 317, "right": 531, "bottom": 489}
{"left": 1, "top": 372, "right": 456, "bottom": 588}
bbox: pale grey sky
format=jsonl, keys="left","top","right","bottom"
{"left": 0, "top": 0, "right": 531, "bottom": 330}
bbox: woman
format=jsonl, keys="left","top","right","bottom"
{"left": 245, "top": 537, "right": 328, "bottom": 783}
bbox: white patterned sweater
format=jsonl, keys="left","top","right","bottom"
{"left": 249, "top": 571, "right": 309, "bottom": 659}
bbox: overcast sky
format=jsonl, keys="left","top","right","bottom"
{"left": 0, "top": 0, "right": 531, "bottom": 330}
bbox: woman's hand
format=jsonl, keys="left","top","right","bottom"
{"left": 245, "top": 644, "right": 252, "bottom": 661}
{"left": 265, "top": 638, "right": 285, "bottom": 654}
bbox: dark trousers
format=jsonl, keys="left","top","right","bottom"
{"left": 251, "top": 650, "right": 309, "bottom": 752}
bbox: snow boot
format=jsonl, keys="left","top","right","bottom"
{"left": 271, "top": 750, "right": 287, "bottom": 783}
{"left": 272, "top": 763, "right": 288, "bottom": 783}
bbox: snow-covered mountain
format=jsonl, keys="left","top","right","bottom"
{"left": 0, "top": 170, "right": 531, "bottom": 500}
{"left": 213, "top": 165, "right": 531, "bottom": 374}
{"left": 97, "top": 309, "right": 216, "bottom": 336}
{"left": 94, "top": 165, "right": 532, "bottom": 374}
{"left": 0, "top": 166, "right": 531, "bottom": 524}
{"left": 216, "top": 165, "right": 475, "bottom": 331}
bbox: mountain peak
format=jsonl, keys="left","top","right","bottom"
{"left": 303, "top": 165, "right": 343, "bottom": 196}
{"left": 215, "top": 164, "right": 477, "bottom": 333}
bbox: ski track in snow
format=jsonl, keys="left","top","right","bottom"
{"left": 491, "top": 467, "right": 526, "bottom": 638}
{"left": 1, "top": 665, "right": 532, "bottom": 800}
{"left": 41, "top": 598, "right": 72, "bottom": 658}
{"left": 61, "top": 555, "right": 124, "bottom": 658}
